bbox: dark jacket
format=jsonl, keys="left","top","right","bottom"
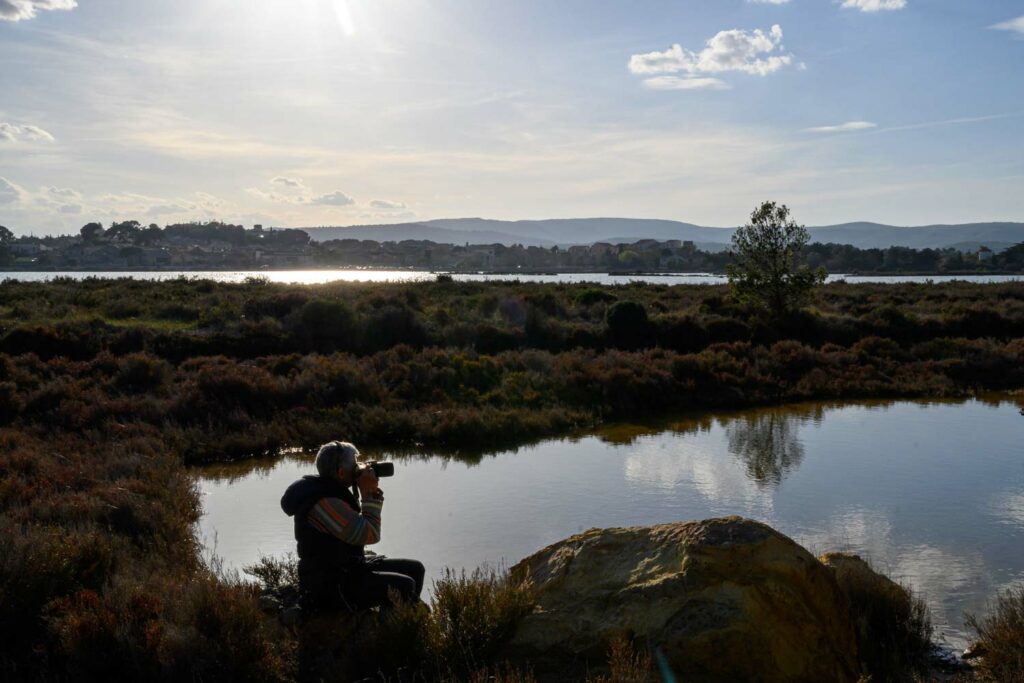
{"left": 281, "top": 475, "right": 366, "bottom": 572}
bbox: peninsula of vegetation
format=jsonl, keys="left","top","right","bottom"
{"left": 2, "top": 220, "right": 1023, "bottom": 275}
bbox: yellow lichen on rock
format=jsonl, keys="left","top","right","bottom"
{"left": 507, "top": 517, "right": 861, "bottom": 683}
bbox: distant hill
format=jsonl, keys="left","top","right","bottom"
{"left": 304, "top": 218, "right": 725, "bottom": 248}
{"left": 301, "top": 222, "right": 556, "bottom": 246}
{"left": 806, "top": 222, "right": 1024, "bottom": 251}
{"left": 303, "top": 218, "right": 1024, "bottom": 251}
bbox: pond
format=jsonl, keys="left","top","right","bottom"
{"left": 196, "top": 396, "right": 1024, "bottom": 649}
{"left": 3, "top": 269, "right": 1024, "bottom": 285}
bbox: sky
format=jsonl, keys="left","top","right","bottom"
{"left": 1, "top": 0, "right": 1023, "bottom": 236}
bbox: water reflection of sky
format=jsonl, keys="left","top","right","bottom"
{"left": 197, "top": 397, "right": 1024, "bottom": 649}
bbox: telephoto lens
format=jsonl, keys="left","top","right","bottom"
{"left": 368, "top": 461, "right": 395, "bottom": 478}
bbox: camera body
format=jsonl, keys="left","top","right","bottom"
{"left": 355, "top": 460, "right": 395, "bottom": 479}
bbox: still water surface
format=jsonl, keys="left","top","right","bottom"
{"left": 4, "top": 270, "right": 1023, "bottom": 285}
{"left": 197, "top": 397, "right": 1024, "bottom": 648}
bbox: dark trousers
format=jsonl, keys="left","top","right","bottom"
{"left": 345, "top": 557, "right": 426, "bottom": 610}
{"left": 300, "top": 557, "right": 426, "bottom": 612}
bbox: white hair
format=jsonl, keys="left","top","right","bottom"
{"left": 314, "top": 441, "right": 360, "bottom": 479}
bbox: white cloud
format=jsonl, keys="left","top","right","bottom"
{"left": 748, "top": 0, "right": 791, "bottom": 4}
{"left": 271, "top": 176, "right": 305, "bottom": 189}
{"left": 629, "top": 25, "right": 795, "bottom": 78}
{"left": 806, "top": 120, "right": 878, "bottom": 133}
{"left": 309, "top": 191, "right": 355, "bottom": 207}
{"left": 630, "top": 44, "right": 689, "bottom": 75}
{"left": 369, "top": 199, "right": 407, "bottom": 210}
{"left": 34, "top": 186, "right": 83, "bottom": 214}
{"left": 45, "top": 186, "right": 81, "bottom": 200}
{"left": 840, "top": 0, "right": 906, "bottom": 12}
{"left": 0, "top": 177, "right": 26, "bottom": 204}
{"left": 991, "top": 16, "right": 1024, "bottom": 35}
{"left": 145, "top": 203, "right": 188, "bottom": 216}
{"left": 35, "top": 194, "right": 82, "bottom": 214}
{"left": 194, "top": 192, "right": 226, "bottom": 210}
{"left": 358, "top": 210, "right": 417, "bottom": 221}
{"left": 245, "top": 187, "right": 291, "bottom": 204}
{"left": 0, "top": 175, "right": 27, "bottom": 204}
{"left": 642, "top": 76, "right": 731, "bottom": 91}
{"left": 0, "top": 122, "right": 55, "bottom": 143}
{"left": 248, "top": 179, "right": 358, "bottom": 208}
{"left": 0, "top": 0, "right": 76, "bottom": 22}
{"left": 99, "top": 192, "right": 164, "bottom": 206}
{"left": 19, "top": 124, "right": 55, "bottom": 141}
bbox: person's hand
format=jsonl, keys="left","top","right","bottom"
{"left": 356, "top": 467, "right": 379, "bottom": 497}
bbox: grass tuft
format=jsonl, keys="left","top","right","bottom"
{"left": 967, "top": 585, "right": 1024, "bottom": 682}
{"left": 821, "top": 553, "right": 933, "bottom": 682}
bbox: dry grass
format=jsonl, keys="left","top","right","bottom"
{"left": 967, "top": 586, "right": 1024, "bottom": 682}
{"left": 823, "top": 553, "right": 933, "bottom": 682}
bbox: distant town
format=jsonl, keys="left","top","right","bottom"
{"left": 1, "top": 220, "right": 1022, "bottom": 274}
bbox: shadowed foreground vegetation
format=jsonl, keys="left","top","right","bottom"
{"left": 822, "top": 553, "right": 934, "bottom": 682}
{"left": 2, "top": 277, "right": 1023, "bottom": 680}
{"left": 967, "top": 588, "right": 1024, "bottom": 682}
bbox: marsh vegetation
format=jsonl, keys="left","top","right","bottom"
{"left": 2, "top": 276, "right": 1023, "bottom": 680}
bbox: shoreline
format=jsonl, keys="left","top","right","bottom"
{"left": 2, "top": 266, "right": 1023, "bottom": 277}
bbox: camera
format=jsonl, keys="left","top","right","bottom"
{"left": 355, "top": 461, "right": 395, "bottom": 479}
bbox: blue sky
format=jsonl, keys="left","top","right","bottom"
{"left": 1, "top": 0, "right": 1023, "bottom": 235}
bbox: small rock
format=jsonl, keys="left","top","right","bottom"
{"left": 962, "top": 642, "right": 987, "bottom": 661}
{"left": 258, "top": 594, "right": 282, "bottom": 614}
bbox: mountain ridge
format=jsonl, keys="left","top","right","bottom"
{"left": 302, "top": 218, "right": 1024, "bottom": 251}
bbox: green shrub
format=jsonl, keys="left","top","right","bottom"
{"left": 114, "top": 353, "right": 170, "bottom": 393}
{"left": 297, "top": 298, "right": 358, "bottom": 350}
{"left": 244, "top": 554, "right": 299, "bottom": 593}
{"left": 606, "top": 301, "right": 651, "bottom": 349}
{"left": 1, "top": 324, "right": 103, "bottom": 360}
{"left": 363, "top": 305, "right": 428, "bottom": 352}
{"left": 101, "top": 299, "right": 143, "bottom": 320}
{"left": 153, "top": 302, "right": 201, "bottom": 322}
{"left": 653, "top": 314, "right": 709, "bottom": 353}
{"left": 703, "top": 315, "right": 749, "bottom": 344}
{"left": 575, "top": 288, "right": 617, "bottom": 307}
{"left": 242, "top": 292, "right": 309, "bottom": 321}
{"left": 432, "top": 567, "right": 535, "bottom": 671}
{"left": 351, "top": 567, "right": 534, "bottom": 681}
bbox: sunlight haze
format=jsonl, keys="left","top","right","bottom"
{"left": 2, "top": 0, "right": 1023, "bottom": 234}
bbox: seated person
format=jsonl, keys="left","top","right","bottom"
{"left": 281, "top": 440, "right": 425, "bottom": 611}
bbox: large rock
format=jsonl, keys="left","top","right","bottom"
{"left": 506, "top": 517, "right": 861, "bottom": 683}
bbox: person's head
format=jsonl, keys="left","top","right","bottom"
{"left": 315, "top": 441, "right": 360, "bottom": 484}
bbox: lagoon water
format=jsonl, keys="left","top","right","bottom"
{"left": 197, "top": 397, "right": 1024, "bottom": 649}
{"left": 3, "top": 270, "right": 1023, "bottom": 285}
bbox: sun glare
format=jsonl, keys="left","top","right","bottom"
{"left": 332, "top": 0, "right": 356, "bottom": 36}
